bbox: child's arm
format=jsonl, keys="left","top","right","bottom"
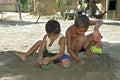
{"left": 37, "top": 35, "right": 47, "bottom": 60}
{"left": 66, "top": 30, "right": 81, "bottom": 62}
{"left": 90, "top": 19, "right": 103, "bottom": 41}
{"left": 49, "top": 37, "right": 65, "bottom": 62}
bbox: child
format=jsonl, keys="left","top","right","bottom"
{"left": 65, "top": 15, "right": 103, "bottom": 65}
{"left": 16, "top": 20, "right": 71, "bottom": 68}
{"left": 77, "top": 0, "right": 85, "bottom": 16}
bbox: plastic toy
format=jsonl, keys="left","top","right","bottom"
{"left": 41, "top": 64, "right": 52, "bottom": 70}
{"left": 90, "top": 39, "right": 102, "bottom": 54}
{"left": 34, "top": 58, "right": 52, "bottom": 70}
{"left": 35, "top": 61, "right": 41, "bottom": 67}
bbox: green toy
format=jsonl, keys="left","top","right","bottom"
{"left": 90, "top": 46, "right": 102, "bottom": 54}
{"left": 41, "top": 64, "right": 52, "bottom": 70}
{"left": 90, "top": 39, "right": 102, "bottom": 54}
{"left": 39, "top": 57, "right": 52, "bottom": 70}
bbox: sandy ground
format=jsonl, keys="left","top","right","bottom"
{"left": 0, "top": 12, "right": 120, "bottom": 80}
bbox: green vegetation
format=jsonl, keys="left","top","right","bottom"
{"left": 20, "top": 0, "right": 33, "bottom": 12}
{"left": 56, "top": 0, "right": 72, "bottom": 7}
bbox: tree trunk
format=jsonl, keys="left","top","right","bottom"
{"left": 16, "top": 0, "right": 22, "bottom": 20}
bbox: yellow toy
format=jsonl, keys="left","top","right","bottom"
{"left": 90, "top": 39, "right": 102, "bottom": 54}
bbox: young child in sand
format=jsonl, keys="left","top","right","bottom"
{"left": 16, "top": 20, "right": 71, "bottom": 68}
{"left": 66, "top": 15, "right": 103, "bottom": 65}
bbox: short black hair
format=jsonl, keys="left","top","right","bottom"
{"left": 74, "top": 15, "right": 90, "bottom": 28}
{"left": 45, "top": 20, "right": 61, "bottom": 34}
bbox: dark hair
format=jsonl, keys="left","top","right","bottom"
{"left": 45, "top": 20, "right": 61, "bottom": 34}
{"left": 78, "top": 0, "right": 82, "bottom": 5}
{"left": 74, "top": 15, "right": 90, "bottom": 28}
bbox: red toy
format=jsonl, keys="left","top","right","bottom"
{"left": 35, "top": 61, "right": 41, "bottom": 67}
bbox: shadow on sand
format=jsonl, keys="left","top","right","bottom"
{"left": 0, "top": 42, "right": 120, "bottom": 80}
{"left": 103, "top": 21, "right": 120, "bottom": 26}
{"left": 0, "top": 19, "right": 46, "bottom": 27}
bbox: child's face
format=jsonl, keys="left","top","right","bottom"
{"left": 47, "top": 33, "right": 58, "bottom": 41}
{"left": 75, "top": 27, "right": 88, "bottom": 35}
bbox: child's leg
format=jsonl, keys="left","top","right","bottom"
{"left": 84, "top": 33, "right": 95, "bottom": 49}
{"left": 59, "top": 54, "right": 71, "bottom": 68}
{"left": 72, "top": 35, "right": 87, "bottom": 55}
{"left": 15, "top": 40, "right": 42, "bottom": 61}
{"left": 61, "top": 59, "right": 71, "bottom": 68}
{"left": 71, "top": 35, "right": 87, "bottom": 65}
{"left": 84, "top": 34, "right": 96, "bottom": 56}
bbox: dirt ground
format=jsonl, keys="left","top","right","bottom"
{"left": 0, "top": 13, "right": 120, "bottom": 80}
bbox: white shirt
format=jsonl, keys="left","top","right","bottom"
{"left": 46, "top": 33, "right": 64, "bottom": 53}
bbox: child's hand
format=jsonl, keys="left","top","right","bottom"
{"left": 35, "top": 57, "right": 43, "bottom": 67}
{"left": 93, "top": 30, "right": 101, "bottom": 41}
{"left": 42, "top": 57, "right": 50, "bottom": 65}
{"left": 78, "top": 60, "right": 85, "bottom": 66}
{"left": 36, "top": 57, "right": 43, "bottom": 64}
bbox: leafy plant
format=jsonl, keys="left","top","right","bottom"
{"left": 20, "top": 0, "right": 28, "bottom": 5}
{"left": 56, "top": 0, "right": 72, "bottom": 7}
{"left": 20, "top": 0, "right": 28, "bottom": 12}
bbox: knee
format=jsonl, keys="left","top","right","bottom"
{"left": 61, "top": 59, "right": 72, "bottom": 68}
{"left": 36, "top": 40, "right": 42, "bottom": 46}
{"left": 87, "top": 35, "right": 94, "bottom": 42}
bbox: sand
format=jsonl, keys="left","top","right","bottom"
{"left": 0, "top": 12, "right": 120, "bottom": 80}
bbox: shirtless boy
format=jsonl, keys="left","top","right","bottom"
{"left": 66, "top": 15, "right": 103, "bottom": 65}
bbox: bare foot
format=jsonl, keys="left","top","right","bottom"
{"left": 84, "top": 49, "right": 97, "bottom": 58}
{"left": 15, "top": 52, "right": 26, "bottom": 61}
